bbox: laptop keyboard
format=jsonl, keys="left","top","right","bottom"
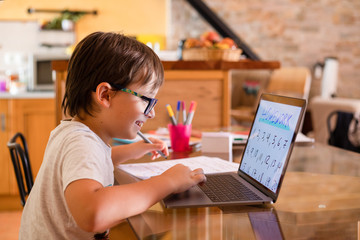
{"left": 199, "top": 174, "right": 262, "bottom": 202}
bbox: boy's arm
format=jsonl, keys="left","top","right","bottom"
{"left": 111, "top": 138, "right": 168, "bottom": 165}
{"left": 64, "top": 164, "right": 205, "bottom": 233}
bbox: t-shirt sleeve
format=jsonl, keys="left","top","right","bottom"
{"left": 61, "top": 134, "right": 112, "bottom": 192}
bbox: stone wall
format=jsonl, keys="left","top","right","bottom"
{"left": 169, "top": 0, "right": 360, "bottom": 99}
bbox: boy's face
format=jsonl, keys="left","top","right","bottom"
{"left": 109, "top": 82, "right": 159, "bottom": 140}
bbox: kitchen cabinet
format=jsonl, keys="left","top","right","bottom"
{"left": 53, "top": 60, "right": 280, "bottom": 131}
{"left": 0, "top": 98, "right": 55, "bottom": 195}
{"left": 0, "top": 100, "right": 11, "bottom": 195}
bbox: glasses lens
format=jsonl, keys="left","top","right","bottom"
{"left": 144, "top": 99, "right": 158, "bottom": 115}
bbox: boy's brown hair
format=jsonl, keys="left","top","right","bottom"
{"left": 62, "top": 31, "right": 164, "bottom": 118}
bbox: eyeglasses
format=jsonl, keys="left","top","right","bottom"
{"left": 109, "top": 83, "right": 158, "bottom": 115}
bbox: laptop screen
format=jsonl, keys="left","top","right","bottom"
{"left": 239, "top": 97, "right": 303, "bottom": 194}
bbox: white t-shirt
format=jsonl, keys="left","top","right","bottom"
{"left": 19, "top": 120, "right": 114, "bottom": 239}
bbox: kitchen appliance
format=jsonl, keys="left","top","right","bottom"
{"left": 314, "top": 57, "right": 339, "bottom": 98}
{"left": 28, "top": 53, "right": 69, "bottom": 91}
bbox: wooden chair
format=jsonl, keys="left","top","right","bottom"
{"left": 266, "top": 67, "right": 311, "bottom": 100}
{"left": 7, "top": 132, "right": 34, "bottom": 207}
{"left": 232, "top": 67, "right": 312, "bottom": 124}
{"left": 309, "top": 96, "right": 360, "bottom": 145}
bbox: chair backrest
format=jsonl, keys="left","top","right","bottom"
{"left": 7, "top": 132, "right": 34, "bottom": 207}
{"left": 327, "top": 111, "right": 360, "bottom": 153}
{"left": 266, "top": 67, "right": 312, "bottom": 100}
{"left": 309, "top": 96, "right": 360, "bottom": 144}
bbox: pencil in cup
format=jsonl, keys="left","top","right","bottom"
{"left": 185, "top": 101, "right": 197, "bottom": 125}
{"left": 166, "top": 104, "right": 177, "bottom": 125}
{"left": 182, "top": 101, "right": 187, "bottom": 124}
{"left": 176, "top": 101, "right": 181, "bottom": 123}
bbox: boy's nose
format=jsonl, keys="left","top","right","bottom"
{"left": 146, "top": 108, "right": 155, "bottom": 119}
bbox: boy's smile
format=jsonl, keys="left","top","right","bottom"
{"left": 110, "top": 82, "right": 158, "bottom": 140}
{"left": 135, "top": 121, "right": 144, "bottom": 128}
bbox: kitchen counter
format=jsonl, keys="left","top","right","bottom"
{"left": 162, "top": 59, "right": 280, "bottom": 70}
{"left": 52, "top": 59, "right": 281, "bottom": 71}
{"left": 0, "top": 91, "right": 55, "bottom": 99}
{"left": 52, "top": 59, "right": 280, "bottom": 129}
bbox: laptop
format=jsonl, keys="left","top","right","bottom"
{"left": 163, "top": 93, "right": 307, "bottom": 208}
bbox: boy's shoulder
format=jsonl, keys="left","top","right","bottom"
{"left": 51, "top": 120, "right": 108, "bottom": 149}
{"left": 50, "top": 120, "right": 93, "bottom": 141}
{"left": 54, "top": 119, "right": 90, "bottom": 134}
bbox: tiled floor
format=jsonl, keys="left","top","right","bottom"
{"left": 0, "top": 210, "right": 22, "bottom": 240}
{"left": 0, "top": 196, "right": 22, "bottom": 239}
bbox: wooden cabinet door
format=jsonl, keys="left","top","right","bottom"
{"left": 0, "top": 99, "right": 12, "bottom": 194}
{"left": 9, "top": 99, "right": 56, "bottom": 193}
{"left": 143, "top": 70, "right": 231, "bottom": 132}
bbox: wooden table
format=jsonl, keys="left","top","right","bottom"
{"left": 112, "top": 143, "right": 360, "bottom": 239}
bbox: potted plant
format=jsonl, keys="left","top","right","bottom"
{"left": 61, "top": 11, "right": 84, "bottom": 31}
{"left": 41, "top": 11, "right": 84, "bottom": 31}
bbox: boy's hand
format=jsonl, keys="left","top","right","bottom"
{"left": 111, "top": 138, "right": 168, "bottom": 165}
{"left": 145, "top": 137, "right": 169, "bottom": 160}
{"left": 128, "top": 137, "right": 168, "bottom": 160}
{"left": 160, "top": 164, "right": 206, "bottom": 194}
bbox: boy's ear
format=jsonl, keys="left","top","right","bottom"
{"left": 94, "top": 82, "right": 113, "bottom": 108}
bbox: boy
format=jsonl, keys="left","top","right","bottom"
{"left": 19, "top": 32, "right": 206, "bottom": 239}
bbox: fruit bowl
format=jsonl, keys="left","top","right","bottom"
{"left": 182, "top": 31, "right": 242, "bottom": 61}
{"left": 182, "top": 48, "right": 242, "bottom": 61}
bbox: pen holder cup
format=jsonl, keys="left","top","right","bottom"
{"left": 168, "top": 124, "right": 192, "bottom": 152}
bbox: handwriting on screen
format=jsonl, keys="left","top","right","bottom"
{"left": 240, "top": 101, "right": 301, "bottom": 193}
{"left": 260, "top": 107, "right": 293, "bottom": 130}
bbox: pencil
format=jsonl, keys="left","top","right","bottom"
{"left": 182, "top": 101, "right": 187, "bottom": 124}
{"left": 185, "top": 101, "right": 197, "bottom": 125}
{"left": 185, "top": 101, "right": 196, "bottom": 125}
{"left": 166, "top": 104, "right": 177, "bottom": 125}
{"left": 176, "top": 101, "right": 181, "bottom": 123}
{"left": 137, "top": 131, "right": 167, "bottom": 159}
